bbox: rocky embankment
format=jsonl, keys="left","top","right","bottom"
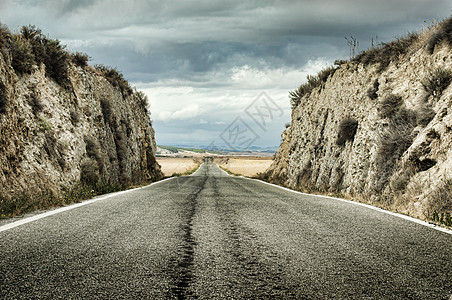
{"left": 0, "top": 25, "right": 162, "bottom": 216}
{"left": 264, "top": 18, "right": 452, "bottom": 225}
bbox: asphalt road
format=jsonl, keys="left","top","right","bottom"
{"left": 1, "top": 163, "right": 451, "bottom": 299}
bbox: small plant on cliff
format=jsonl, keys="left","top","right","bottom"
{"left": 421, "top": 67, "right": 452, "bottom": 100}
{"left": 427, "top": 178, "right": 452, "bottom": 227}
{"left": 289, "top": 67, "right": 337, "bottom": 109}
{"left": 379, "top": 94, "right": 403, "bottom": 119}
{"left": 38, "top": 116, "right": 52, "bottom": 132}
{"left": 416, "top": 104, "right": 435, "bottom": 127}
{"left": 367, "top": 79, "right": 379, "bottom": 100}
{"left": 0, "top": 80, "right": 7, "bottom": 114}
{"left": 11, "top": 36, "right": 35, "bottom": 74}
{"left": 95, "top": 64, "right": 133, "bottom": 96}
{"left": 71, "top": 51, "right": 90, "bottom": 68}
{"left": 336, "top": 117, "right": 359, "bottom": 146}
{"left": 136, "top": 90, "right": 149, "bottom": 113}
{"left": 352, "top": 32, "right": 419, "bottom": 72}
{"left": 100, "top": 98, "right": 113, "bottom": 123}
{"left": 375, "top": 106, "right": 417, "bottom": 192}
{"left": 426, "top": 16, "right": 452, "bottom": 54}
{"left": 9, "top": 25, "right": 71, "bottom": 88}
{"left": 70, "top": 109, "right": 81, "bottom": 125}
{"left": 80, "top": 158, "right": 100, "bottom": 186}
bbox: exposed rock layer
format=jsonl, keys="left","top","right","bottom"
{"left": 0, "top": 53, "right": 162, "bottom": 200}
{"left": 265, "top": 25, "right": 452, "bottom": 220}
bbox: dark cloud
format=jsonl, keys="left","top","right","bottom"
{"left": 1, "top": 0, "right": 450, "bottom": 147}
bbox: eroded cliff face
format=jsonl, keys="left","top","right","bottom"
{"left": 265, "top": 25, "right": 452, "bottom": 221}
{"left": 0, "top": 52, "right": 162, "bottom": 206}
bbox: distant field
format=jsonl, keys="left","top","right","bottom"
{"left": 157, "top": 157, "right": 202, "bottom": 176}
{"left": 157, "top": 156, "right": 273, "bottom": 177}
{"left": 214, "top": 156, "right": 273, "bottom": 177}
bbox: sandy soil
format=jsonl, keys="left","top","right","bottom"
{"left": 157, "top": 157, "right": 202, "bottom": 176}
{"left": 214, "top": 156, "right": 273, "bottom": 177}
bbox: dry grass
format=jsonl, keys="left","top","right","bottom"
{"left": 215, "top": 156, "right": 273, "bottom": 177}
{"left": 157, "top": 157, "right": 201, "bottom": 177}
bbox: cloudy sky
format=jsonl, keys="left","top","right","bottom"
{"left": 1, "top": 1, "right": 450, "bottom": 149}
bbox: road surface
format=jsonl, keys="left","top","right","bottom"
{"left": 1, "top": 163, "right": 451, "bottom": 299}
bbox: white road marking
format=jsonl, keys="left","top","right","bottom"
{"left": 0, "top": 177, "right": 174, "bottom": 233}
{"left": 247, "top": 177, "right": 452, "bottom": 235}
{"left": 189, "top": 163, "right": 205, "bottom": 176}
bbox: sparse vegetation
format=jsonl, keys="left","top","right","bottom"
{"left": 71, "top": 51, "right": 90, "bottom": 68}
{"left": 0, "top": 80, "right": 7, "bottom": 114}
{"left": 289, "top": 66, "right": 337, "bottom": 109}
{"left": 10, "top": 25, "right": 71, "bottom": 88}
{"left": 416, "top": 104, "right": 435, "bottom": 127}
{"left": 84, "top": 136, "right": 104, "bottom": 174}
{"left": 367, "top": 79, "right": 379, "bottom": 100}
{"left": 379, "top": 94, "right": 403, "bottom": 118}
{"left": 2, "top": 24, "right": 137, "bottom": 94}
{"left": 421, "top": 67, "right": 452, "bottom": 100}
{"left": 38, "top": 115, "right": 52, "bottom": 132}
{"left": 29, "top": 90, "right": 44, "bottom": 114}
{"left": 336, "top": 117, "right": 358, "bottom": 146}
{"left": 11, "top": 35, "right": 35, "bottom": 74}
{"left": 0, "top": 23, "right": 12, "bottom": 59}
{"left": 100, "top": 98, "right": 113, "bottom": 123}
{"left": 0, "top": 180, "right": 126, "bottom": 219}
{"left": 95, "top": 64, "right": 133, "bottom": 96}
{"left": 70, "top": 109, "right": 81, "bottom": 125}
{"left": 426, "top": 16, "right": 452, "bottom": 54}
{"left": 375, "top": 106, "right": 417, "bottom": 192}
{"left": 136, "top": 90, "right": 149, "bottom": 113}
{"left": 171, "top": 165, "right": 201, "bottom": 177}
{"left": 80, "top": 158, "right": 100, "bottom": 186}
{"left": 427, "top": 178, "right": 452, "bottom": 227}
{"left": 352, "top": 32, "right": 419, "bottom": 72}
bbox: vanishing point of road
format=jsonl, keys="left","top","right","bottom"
{"left": 1, "top": 163, "right": 451, "bottom": 299}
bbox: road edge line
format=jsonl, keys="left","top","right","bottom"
{"left": 0, "top": 177, "right": 175, "bottom": 233}
{"left": 246, "top": 177, "right": 452, "bottom": 235}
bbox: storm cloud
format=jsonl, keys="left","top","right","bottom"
{"left": 1, "top": 0, "right": 450, "bottom": 147}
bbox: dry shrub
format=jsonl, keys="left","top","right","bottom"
{"left": 0, "top": 80, "right": 7, "bottom": 114}
{"left": 427, "top": 178, "right": 452, "bottom": 226}
{"left": 336, "top": 117, "right": 358, "bottom": 146}
{"left": 426, "top": 16, "right": 452, "bottom": 54}
{"left": 367, "top": 79, "right": 379, "bottom": 100}
{"left": 80, "top": 158, "right": 100, "bottom": 186}
{"left": 289, "top": 66, "right": 337, "bottom": 109}
{"left": 95, "top": 64, "right": 133, "bottom": 96}
{"left": 70, "top": 109, "right": 81, "bottom": 125}
{"left": 11, "top": 36, "right": 35, "bottom": 74}
{"left": 375, "top": 109, "right": 416, "bottom": 192}
{"left": 379, "top": 94, "right": 403, "bottom": 119}
{"left": 100, "top": 98, "right": 113, "bottom": 123}
{"left": 353, "top": 32, "right": 419, "bottom": 72}
{"left": 421, "top": 67, "right": 452, "bottom": 99}
{"left": 416, "top": 104, "right": 435, "bottom": 127}
{"left": 71, "top": 52, "right": 90, "bottom": 68}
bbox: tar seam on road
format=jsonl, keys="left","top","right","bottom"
{"left": 171, "top": 175, "right": 207, "bottom": 299}
{"left": 0, "top": 177, "right": 175, "bottom": 233}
